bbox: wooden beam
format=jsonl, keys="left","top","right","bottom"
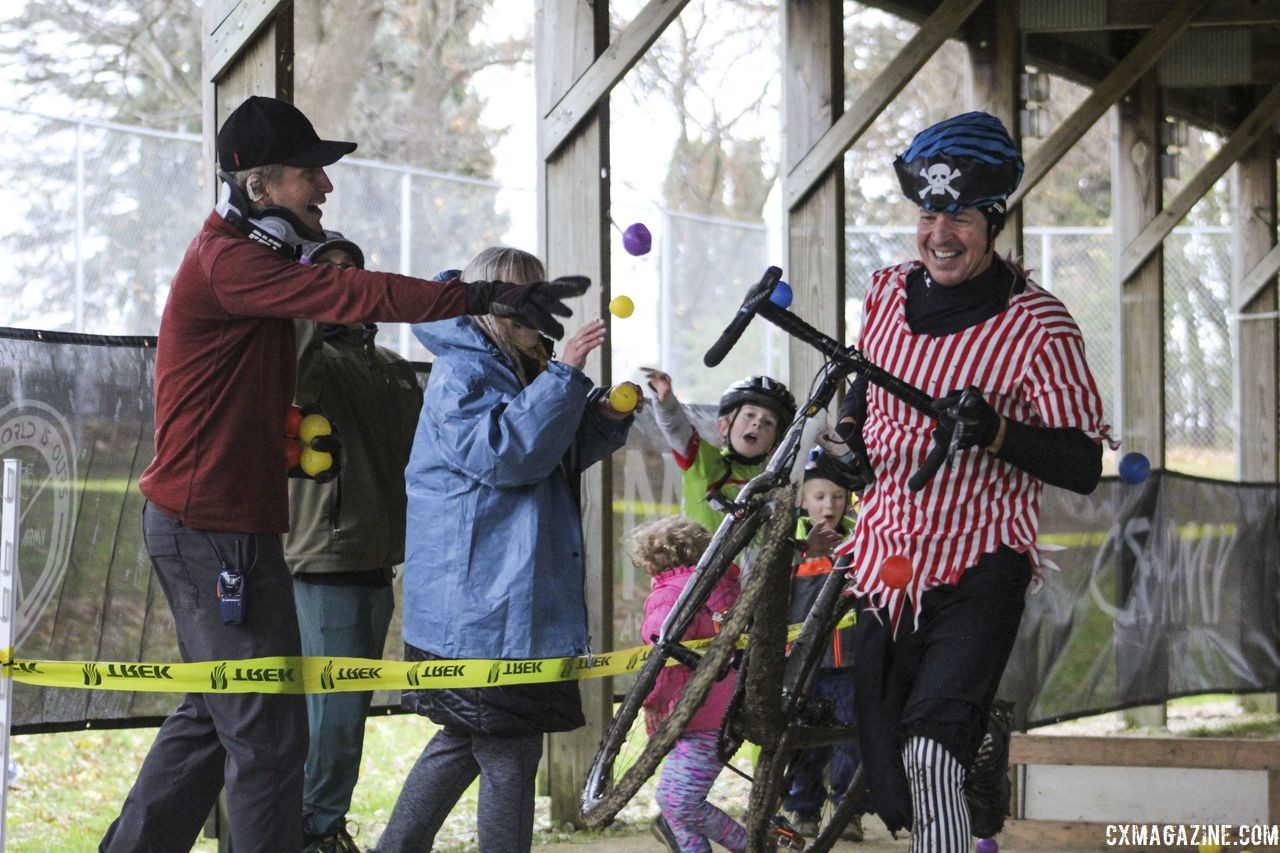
{"left": 871, "top": 0, "right": 1280, "bottom": 30}
{"left": 1119, "top": 82, "right": 1280, "bottom": 282}
{"left": 540, "top": 0, "right": 689, "bottom": 158}
{"left": 1026, "top": 0, "right": 1280, "bottom": 31}
{"left": 967, "top": 0, "right": 1024, "bottom": 263}
{"left": 784, "top": 0, "right": 845, "bottom": 393}
{"left": 205, "top": 0, "right": 288, "bottom": 82}
{"left": 1112, "top": 73, "right": 1167, "bottom": 726}
{"left": 1011, "top": 734, "right": 1280, "bottom": 770}
{"left": 537, "top": 0, "right": 613, "bottom": 826}
{"left": 1008, "top": 0, "right": 1211, "bottom": 213}
{"left": 1236, "top": 242, "right": 1280, "bottom": 313}
{"left": 783, "top": 0, "right": 984, "bottom": 211}
{"left": 1233, "top": 128, "right": 1277, "bottom": 486}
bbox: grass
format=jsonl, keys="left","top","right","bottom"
{"left": 3, "top": 712, "right": 656, "bottom": 851}
{"left": 7, "top": 694, "right": 1275, "bottom": 849}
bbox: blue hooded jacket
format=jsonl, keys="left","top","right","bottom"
{"left": 403, "top": 317, "right": 632, "bottom": 660}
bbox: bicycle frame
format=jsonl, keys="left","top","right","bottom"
{"left": 654, "top": 356, "right": 851, "bottom": 651}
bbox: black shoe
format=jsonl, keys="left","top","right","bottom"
{"left": 840, "top": 813, "right": 864, "bottom": 842}
{"left": 302, "top": 825, "right": 360, "bottom": 853}
{"left": 651, "top": 814, "right": 679, "bottom": 852}
{"left": 964, "top": 699, "right": 1013, "bottom": 839}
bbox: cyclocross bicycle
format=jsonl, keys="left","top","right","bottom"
{"left": 580, "top": 266, "right": 958, "bottom": 849}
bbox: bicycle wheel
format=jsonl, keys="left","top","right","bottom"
{"left": 741, "top": 575, "right": 861, "bottom": 850}
{"left": 579, "top": 489, "right": 793, "bottom": 827}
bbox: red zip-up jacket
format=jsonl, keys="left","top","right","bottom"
{"left": 139, "top": 212, "right": 467, "bottom": 533}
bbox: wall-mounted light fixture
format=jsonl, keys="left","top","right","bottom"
{"left": 1020, "top": 70, "right": 1050, "bottom": 103}
{"left": 1019, "top": 69, "right": 1051, "bottom": 138}
{"left": 1161, "top": 117, "right": 1189, "bottom": 180}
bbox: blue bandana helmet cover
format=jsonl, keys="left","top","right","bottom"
{"left": 893, "top": 111, "right": 1024, "bottom": 215}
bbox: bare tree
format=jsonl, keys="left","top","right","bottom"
{"left": 623, "top": 0, "right": 777, "bottom": 220}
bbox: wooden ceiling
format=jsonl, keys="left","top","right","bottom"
{"left": 866, "top": 0, "right": 1280, "bottom": 135}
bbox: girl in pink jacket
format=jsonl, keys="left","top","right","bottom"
{"left": 631, "top": 516, "right": 745, "bottom": 853}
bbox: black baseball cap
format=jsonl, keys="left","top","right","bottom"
{"left": 217, "top": 96, "right": 357, "bottom": 171}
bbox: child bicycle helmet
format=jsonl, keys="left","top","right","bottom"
{"left": 718, "top": 375, "right": 797, "bottom": 427}
{"left": 893, "top": 111, "right": 1024, "bottom": 221}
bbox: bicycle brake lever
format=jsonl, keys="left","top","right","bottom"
{"left": 705, "top": 491, "right": 741, "bottom": 515}
{"left": 659, "top": 638, "right": 704, "bottom": 669}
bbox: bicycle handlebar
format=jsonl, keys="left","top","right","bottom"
{"left": 755, "top": 301, "right": 935, "bottom": 418}
{"left": 704, "top": 267, "right": 948, "bottom": 490}
{"left": 703, "top": 267, "right": 783, "bottom": 368}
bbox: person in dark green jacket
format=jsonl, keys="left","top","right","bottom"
{"left": 284, "top": 235, "right": 424, "bottom": 853}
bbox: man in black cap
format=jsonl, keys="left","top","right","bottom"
{"left": 101, "top": 96, "right": 587, "bottom": 852}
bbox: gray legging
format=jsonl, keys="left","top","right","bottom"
{"left": 374, "top": 726, "right": 543, "bottom": 852}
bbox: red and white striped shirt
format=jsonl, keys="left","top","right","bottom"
{"left": 836, "top": 261, "right": 1105, "bottom": 631}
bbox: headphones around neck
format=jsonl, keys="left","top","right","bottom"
{"left": 215, "top": 171, "right": 327, "bottom": 259}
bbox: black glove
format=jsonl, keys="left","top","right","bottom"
{"left": 464, "top": 276, "right": 591, "bottom": 339}
{"left": 307, "top": 433, "right": 342, "bottom": 484}
{"left": 931, "top": 386, "right": 1001, "bottom": 450}
{"left": 287, "top": 408, "right": 342, "bottom": 484}
{"left": 833, "top": 417, "right": 875, "bottom": 490}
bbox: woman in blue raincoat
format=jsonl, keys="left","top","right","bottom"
{"left": 376, "top": 247, "right": 637, "bottom": 853}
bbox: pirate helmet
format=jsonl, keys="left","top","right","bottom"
{"left": 719, "top": 375, "right": 796, "bottom": 427}
{"left": 893, "top": 112, "right": 1024, "bottom": 216}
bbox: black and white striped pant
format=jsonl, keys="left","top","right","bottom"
{"left": 903, "top": 735, "right": 971, "bottom": 852}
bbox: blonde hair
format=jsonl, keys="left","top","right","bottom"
{"left": 627, "top": 516, "right": 711, "bottom": 576}
{"left": 465, "top": 246, "right": 549, "bottom": 385}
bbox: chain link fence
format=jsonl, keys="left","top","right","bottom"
{"left": 0, "top": 108, "right": 1244, "bottom": 468}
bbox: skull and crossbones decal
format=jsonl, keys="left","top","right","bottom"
{"left": 919, "top": 163, "right": 962, "bottom": 200}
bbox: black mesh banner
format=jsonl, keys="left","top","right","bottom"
{"left": 1006, "top": 473, "right": 1280, "bottom": 726}
{"left": 2, "top": 328, "right": 1277, "bottom": 733}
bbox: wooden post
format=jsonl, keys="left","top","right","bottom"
{"left": 1112, "top": 71, "right": 1167, "bottom": 730}
{"left": 1232, "top": 110, "right": 1278, "bottom": 715}
{"left": 966, "top": 0, "right": 1024, "bottom": 263}
{"left": 204, "top": 1, "right": 294, "bottom": 146}
{"left": 200, "top": 4, "right": 293, "bottom": 847}
{"left": 536, "top": 0, "right": 613, "bottom": 826}
{"left": 0, "top": 460, "right": 21, "bottom": 852}
{"left": 783, "top": 0, "right": 845, "bottom": 391}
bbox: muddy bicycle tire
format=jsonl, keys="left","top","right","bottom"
{"left": 579, "top": 491, "right": 789, "bottom": 827}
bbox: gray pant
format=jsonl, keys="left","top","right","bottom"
{"left": 293, "top": 576, "right": 394, "bottom": 836}
{"left": 375, "top": 726, "right": 543, "bottom": 852}
{"left": 100, "top": 503, "right": 306, "bottom": 853}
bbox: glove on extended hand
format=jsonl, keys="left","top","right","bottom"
{"left": 464, "top": 276, "right": 591, "bottom": 339}
{"left": 931, "top": 386, "right": 1001, "bottom": 450}
{"left": 833, "top": 417, "right": 876, "bottom": 490}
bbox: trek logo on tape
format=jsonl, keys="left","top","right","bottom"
{"left": 406, "top": 662, "right": 467, "bottom": 686}
{"left": 625, "top": 647, "right": 653, "bottom": 670}
{"left": 80, "top": 662, "right": 173, "bottom": 685}
{"left": 486, "top": 660, "right": 543, "bottom": 684}
{"left": 320, "top": 660, "right": 383, "bottom": 690}
{"left": 107, "top": 664, "right": 173, "bottom": 680}
{"left": 208, "top": 662, "right": 295, "bottom": 688}
{"left": 559, "top": 655, "right": 613, "bottom": 680}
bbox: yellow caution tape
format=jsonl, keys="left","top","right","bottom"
{"left": 0, "top": 613, "right": 856, "bottom": 694}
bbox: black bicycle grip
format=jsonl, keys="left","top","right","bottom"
{"left": 908, "top": 426, "right": 950, "bottom": 491}
{"left": 756, "top": 300, "right": 845, "bottom": 362}
{"left": 704, "top": 266, "right": 783, "bottom": 367}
